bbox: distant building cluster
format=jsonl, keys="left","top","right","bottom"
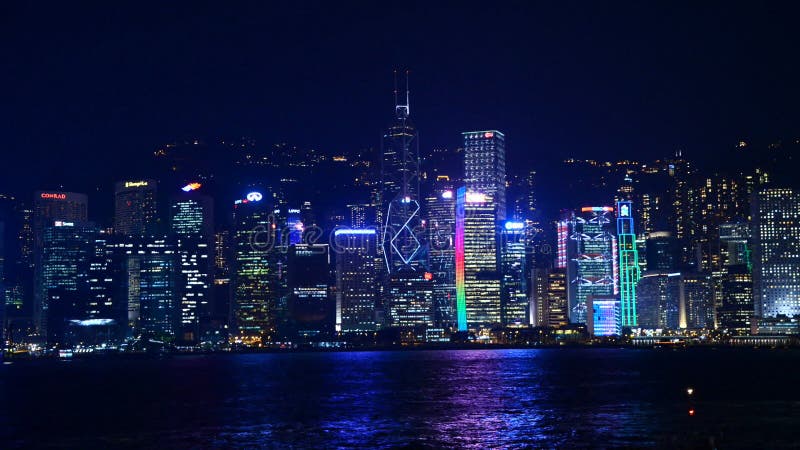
{"left": 1, "top": 88, "right": 799, "bottom": 353}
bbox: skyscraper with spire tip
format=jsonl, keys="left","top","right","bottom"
{"left": 380, "top": 70, "right": 432, "bottom": 330}
{"left": 381, "top": 70, "right": 423, "bottom": 273}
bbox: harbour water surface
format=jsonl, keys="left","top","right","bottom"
{"left": 1, "top": 348, "right": 798, "bottom": 448}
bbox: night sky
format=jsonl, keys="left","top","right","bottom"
{"left": 2, "top": 1, "right": 799, "bottom": 195}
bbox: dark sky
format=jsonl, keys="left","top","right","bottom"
{"left": 1, "top": 1, "right": 799, "bottom": 195}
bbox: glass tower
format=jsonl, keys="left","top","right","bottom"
{"left": 563, "top": 207, "right": 616, "bottom": 324}
{"left": 616, "top": 201, "right": 640, "bottom": 326}
{"left": 463, "top": 130, "right": 506, "bottom": 220}
{"left": 335, "top": 229, "right": 378, "bottom": 333}
{"left": 752, "top": 188, "right": 800, "bottom": 317}
{"left": 455, "top": 188, "right": 501, "bottom": 331}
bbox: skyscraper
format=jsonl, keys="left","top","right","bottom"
{"left": 136, "top": 237, "right": 179, "bottom": 341}
{"left": 588, "top": 296, "right": 621, "bottom": 336}
{"left": 544, "top": 269, "right": 569, "bottom": 328}
{"left": 386, "top": 270, "right": 434, "bottom": 328}
{"left": 38, "top": 220, "right": 97, "bottom": 343}
{"left": 752, "top": 188, "right": 800, "bottom": 318}
{"left": 683, "top": 272, "right": 714, "bottom": 329}
{"left": 335, "top": 229, "right": 378, "bottom": 334}
{"left": 286, "top": 244, "right": 334, "bottom": 340}
{"left": 114, "top": 180, "right": 158, "bottom": 236}
{"left": 500, "top": 221, "right": 528, "bottom": 327}
{"left": 455, "top": 188, "right": 501, "bottom": 331}
{"left": 616, "top": 201, "right": 640, "bottom": 326}
{"left": 718, "top": 264, "right": 754, "bottom": 335}
{"left": 170, "top": 186, "right": 214, "bottom": 344}
{"left": 636, "top": 272, "right": 684, "bottom": 329}
{"left": 463, "top": 130, "right": 506, "bottom": 220}
{"left": 425, "top": 176, "right": 456, "bottom": 329}
{"left": 232, "top": 190, "right": 277, "bottom": 345}
{"left": 381, "top": 72, "right": 423, "bottom": 274}
{"left": 33, "top": 191, "right": 89, "bottom": 336}
{"left": 562, "top": 207, "right": 616, "bottom": 324}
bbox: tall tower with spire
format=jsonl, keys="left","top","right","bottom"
{"left": 379, "top": 70, "right": 433, "bottom": 329}
{"left": 381, "top": 70, "right": 423, "bottom": 273}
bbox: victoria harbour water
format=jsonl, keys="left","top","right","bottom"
{"left": 2, "top": 348, "right": 799, "bottom": 448}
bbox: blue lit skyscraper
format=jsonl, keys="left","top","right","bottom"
{"left": 588, "top": 296, "right": 621, "bottom": 336}
{"left": 501, "top": 221, "right": 528, "bottom": 327}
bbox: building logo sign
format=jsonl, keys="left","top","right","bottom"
{"left": 40, "top": 193, "right": 67, "bottom": 200}
{"left": 124, "top": 181, "right": 149, "bottom": 188}
{"left": 618, "top": 202, "right": 631, "bottom": 217}
{"left": 181, "top": 182, "right": 202, "bottom": 192}
{"left": 246, "top": 191, "right": 263, "bottom": 202}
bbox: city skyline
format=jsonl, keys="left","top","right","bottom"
{"left": 3, "top": 3, "right": 800, "bottom": 448}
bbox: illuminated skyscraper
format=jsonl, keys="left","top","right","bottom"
{"left": 500, "top": 221, "right": 528, "bottom": 327}
{"left": 636, "top": 272, "right": 685, "bottom": 330}
{"left": 562, "top": 207, "right": 616, "bottom": 324}
{"left": 381, "top": 71, "right": 423, "bottom": 274}
{"left": 335, "top": 229, "right": 378, "bottom": 333}
{"left": 463, "top": 130, "right": 506, "bottom": 220}
{"left": 39, "top": 220, "right": 97, "bottom": 343}
{"left": 114, "top": 180, "right": 158, "bottom": 236}
{"left": 387, "top": 270, "right": 434, "bottom": 328}
{"left": 588, "top": 296, "right": 621, "bottom": 336}
{"left": 544, "top": 269, "right": 569, "bottom": 328}
{"left": 232, "top": 191, "right": 277, "bottom": 345}
{"left": 752, "top": 188, "right": 800, "bottom": 318}
{"left": 616, "top": 201, "right": 640, "bottom": 326}
{"left": 170, "top": 186, "right": 214, "bottom": 344}
{"left": 425, "top": 176, "right": 456, "bottom": 329}
{"left": 455, "top": 188, "right": 501, "bottom": 331}
{"left": 33, "top": 191, "right": 89, "bottom": 336}
{"left": 683, "top": 272, "right": 714, "bottom": 329}
{"left": 718, "top": 264, "right": 754, "bottom": 334}
{"left": 127, "top": 237, "right": 178, "bottom": 341}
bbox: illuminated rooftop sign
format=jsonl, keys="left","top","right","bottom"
{"left": 124, "top": 180, "right": 149, "bottom": 188}
{"left": 504, "top": 221, "right": 525, "bottom": 230}
{"left": 441, "top": 190, "right": 453, "bottom": 199}
{"left": 581, "top": 206, "right": 614, "bottom": 213}
{"left": 334, "top": 229, "right": 376, "bottom": 236}
{"left": 181, "top": 182, "right": 202, "bottom": 192}
{"left": 40, "top": 192, "right": 67, "bottom": 200}
{"left": 484, "top": 131, "right": 494, "bottom": 138}
{"left": 246, "top": 192, "right": 263, "bottom": 202}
